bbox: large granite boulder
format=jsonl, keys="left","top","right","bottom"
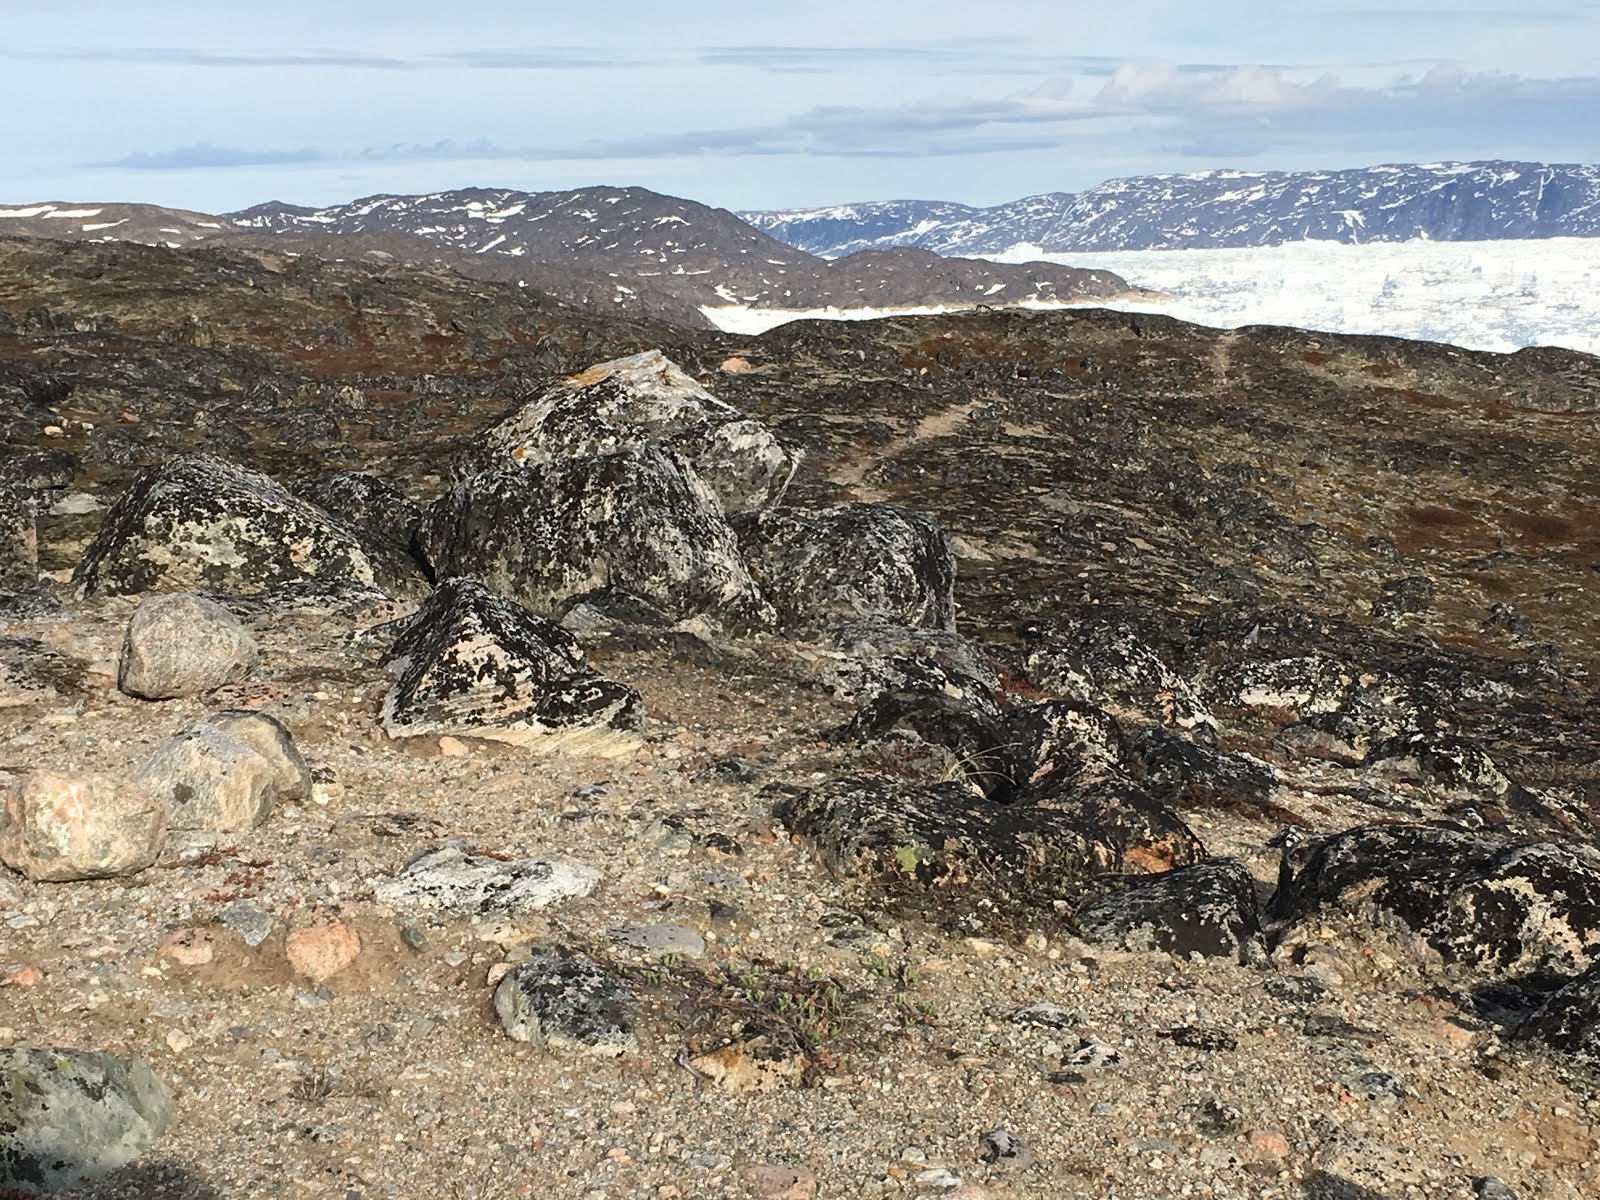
{"left": 1075, "top": 858, "right": 1264, "bottom": 961}
{"left": 380, "top": 577, "right": 644, "bottom": 753}
{"left": 117, "top": 592, "right": 259, "bottom": 700}
{"left": 1271, "top": 824, "right": 1600, "bottom": 979}
{"left": 0, "top": 771, "right": 169, "bottom": 882}
{"left": 136, "top": 713, "right": 310, "bottom": 832}
{"left": 290, "top": 470, "right": 427, "bottom": 561}
{"left": 475, "top": 350, "right": 799, "bottom": 513}
{"left": 0, "top": 1047, "right": 175, "bottom": 1194}
{"left": 74, "top": 457, "right": 428, "bottom": 600}
{"left": 426, "top": 448, "right": 772, "bottom": 629}
{"left": 734, "top": 503, "right": 956, "bottom": 631}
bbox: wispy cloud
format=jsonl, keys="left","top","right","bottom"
{"left": 96, "top": 142, "right": 327, "bottom": 169}
{"left": 2, "top": 45, "right": 649, "bottom": 71}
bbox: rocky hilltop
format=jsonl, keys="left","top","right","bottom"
{"left": 743, "top": 160, "right": 1600, "bottom": 256}
{"left": 2, "top": 234, "right": 1599, "bottom": 1199}
{"left": 0, "top": 189, "right": 1134, "bottom": 330}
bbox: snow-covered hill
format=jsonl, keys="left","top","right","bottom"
{"left": 743, "top": 162, "right": 1600, "bottom": 257}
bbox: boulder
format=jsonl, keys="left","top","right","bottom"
{"left": 0, "top": 484, "right": 38, "bottom": 590}
{"left": 1271, "top": 825, "right": 1600, "bottom": 979}
{"left": 74, "top": 457, "right": 428, "bottom": 600}
{"left": 290, "top": 470, "right": 427, "bottom": 559}
{"left": 0, "top": 771, "right": 169, "bottom": 882}
{"left": 493, "top": 950, "right": 636, "bottom": 1056}
{"left": 734, "top": 503, "right": 955, "bottom": 631}
{"left": 475, "top": 349, "right": 799, "bottom": 513}
{"left": 136, "top": 723, "right": 282, "bottom": 832}
{"left": 380, "top": 577, "right": 644, "bottom": 752}
{"left": 1127, "top": 726, "right": 1280, "bottom": 810}
{"left": 1363, "top": 731, "right": 1512, "bottom": 799}
{"left": 1075, "top": 858, "right": 1264, "bottom": 961}
{"left": 426, "top": 448, "right": 773, "bottom": 629}
{"left": 0, "top": 1047, "right": 175, "bottom": 1194}
{"left": 117, "top": 592, "right": 260, "bottom": 700}
{"left": 373, "top": 843, "right": 600, "bottom": 915}
{"left": 1516, "top": 960, "right": 1600, "bottom": 1068}
{"left": 1200, "top": 654, "right": 1357, "bottom": 718}
{"left": 818, "top": 621, "right": 1016, "bottom": 710}
{"left": 199, "top": 710, "right": 312, "bottom": 801}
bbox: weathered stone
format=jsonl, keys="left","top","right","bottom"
{"left": 426, "top": 447, "right": 772, "bottom": 628}
{"left": 1200, "top": 654, "right": 1357, "bottom": 717}
{"left": 373, "top": 843, "right": 600, "bottom": 915}
{"left": 1024, "top": 614, "right": 1213, "bottom": 730}
{"left": 290, "top": 470, "right": 426, "bottom": 559}
{"left": 819, "top": 621, "right": 1016, "bottom": 709}
{"left": 1075, "top": 858, "right": 1264, "bottom": 961}
{"left": 0, "top": 1047, "right": 175, "bottom": 1194}
{"left": 0, "top": 637, "right": 87, "bottom": 710}
{"left": 1272, "top": 824, "right": 1600, "bottom": 979}
{"left": 218, "top": 901, "right": 275, "bottom": 947}
{"left": 493, "top": 949, "right": 635, "bottom": 1056}
{"left": 285, "top": 917, "right": 362, "bottom": 982}
{"left": 199, "top": 709, "right": 312, "bottom": 801}
{"left": 734, "top": 502, "right": 955, "bottom": 631}
{"left": 475, "top": 350, "right": 799, "bottom": 513}
{"left": 380, "top": 577, "right": 644, "bottom": 752}
{"left": 136, "top": 723, "right": 279, "bottom": 832}
{"left": 0, "top": 771, "right": 168, "bottom": 882}
{"left": 1001, "top": 701, "right": 1126, "bottom": 800}
{"left": 1127, "top": 726, "right": 1279, "bottom": 810}
{"left": 117, "top": 592, "right": 259, "bottom": 700}
{"left": 608, "top": 922, "right": 706, "bottom": 958}
{"left": 74, "top": 457, "right": 428, "bottom": 600}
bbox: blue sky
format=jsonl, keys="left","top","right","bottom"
{"left": 4, "top": 0, "right": 1599, "bottom": 212}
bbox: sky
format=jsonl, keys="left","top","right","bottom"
{"left": 4, "top": 0, "right": 1599, "bottom": 214}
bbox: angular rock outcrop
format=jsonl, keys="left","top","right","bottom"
{"left": 476, "top": 349, "right": 799, "bottom": 513}
{"left": 1200, "top": 654, "right": 1357, "bottom": 718}
{"left": 374, "top": 843, "right": 600, "bottom": 915}
{"left": 426, "top": 449, "right": 773, "bottom": 629}
{"left": 136, "top": 720, "right": 300, "bottom": 832}
{"left": 1271, "top": 825, "right": 1600, "bottom": 979}
{"left": 493, "top": 950, "right": 636, "bottom": 1057}
{"left": 1024, "top": 615, "right": 1212, "bottom": 730}
{"left": 734, "top": 503, "right": 955, "bottom": 631}
{"left": 0, "top": 1047, "right": 175, "bottom": 1194}
{"left": 117, "top": 592, "right": 260, "bottom": 700}
{"left": 1128, "top": 726, "right": 1280, "bottom": 810}
{"left": 74, "top": 457, "right": 428, "bottom": 600}
{"left": 0, "top": 771, "right": 169, "bottom": 882}
{"left": 0, "top": 484, "right": 38, "bottom": 590}
{"left": 1516, "top": 961, "right": 1600, "bottom": 1068}
{"left": 291, "top": 470, "right": 427, "bottom": 560}
{"left": 380, "top": 577, "right": 644, "bottom": 752}
{"left": 1363, "top": 731, "right": 1512, "bottom": 799}
{"left": 1075, "top": 858, "right": 1264, "bottom": 961}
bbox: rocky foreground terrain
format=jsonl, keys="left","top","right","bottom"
{"left": 2, "top": 233, "right": 1600, "bottom": 1200}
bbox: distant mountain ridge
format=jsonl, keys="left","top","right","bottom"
{"left": 741, "top": 161, "right": 1600, "bottom": 257}
{"left": 0, "top": 187, "right": 1132, "bottom": 329}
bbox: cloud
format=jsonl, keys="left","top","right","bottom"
{"left": 95, "top": 142, "right": 327, "bottom": 169}
{"left": 2, "top": 45, "right": 648, "bottom": 71}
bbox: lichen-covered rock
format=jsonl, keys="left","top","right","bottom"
{"left": 1200, "top": 654, "right": 1357, "bottom": 717}
{"left": 1024, "top": 615, "right": 1212, "bottom": 730}
{"left": 200, "top": 710, "right": 312, "bottom": 802}
{"left": 0, "top": 1047, "right": 175, "bottom": 1194}
{"left": 1363, "top": 731, "right": 1512, "bottom": 798}
{"left": 74, "top": 457, "right": 428, "bottom": 600}
{"left": 1516, "top": 961, "right": 1600, "bottom": 1068}
{"left": 426, "top": 448, "right": 773, "bottom": 629}
{"left": 374, "top": 843, "right": 600, "bottom": 915}
{"left": 117, "top": 592, "right": 259, "bottom": 700}
{"left": 291, "top": 470, "right": 426, "bottom": 559}
{"left": 734, "top": 503, "right": 955, "bottom": 632}
{"left": 475, "top": 350, "right": 799, "bottom": 513}
{"left": 0, "top": 771, "right": 169, "bottom": 882}
{"left": 1128, "top": 726, "right": 1280, "bottom": 810}
{"left": 773, "top": 773, "right": 1203, "bottom": 924}
{"left": 1002, "top": 701, "right": 1127, "bottom": 799}
{"left": 1271, "top": 825, "right": 1600, "bottom": 979}
{"left": 380, "top": 577, "right": 644, "bottom": 752}
{"left": 0, "top": 484, "right": 38, "bottom": 590}
{"left": 135, "top": 723, "right": 281, "bottom": 832}
{"left": 493, "top": 949, "right": 635, "bottom": 1057}
{"left": 1075, "top": 858, "right": 1264, "bottom": 961}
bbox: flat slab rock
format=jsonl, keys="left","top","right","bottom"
{"left": 735, "top": 502, "right": 956, "bottom": 631}
{"left": 74, "top": 456, "right": 428, "bottom": 600}
{"left": 380, "top": 577, "right": 644, "bottom": 752}
{"left": 374, "top": 844, "right": 600, "bottom": 915}
{"left": 1272, "top": 824, "right": 1600, "bottom": 979}
{"left": 1075, "top": 857, "right": 1265, "bottom": 962}
{"left": 0, "top": 1047, "right": 175, "bottom": 1194}
{"left": 493, "top": 949, "right": 636, "bottom": 1057}
{"left": 427, "top": 447, "right": 773, "bottom": 629}
{"left": 475, "top": 349, "right": 800, "bottom": 514}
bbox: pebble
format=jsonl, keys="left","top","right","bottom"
{"left": 219, "top": 901, "right": 274, "bottom": 947}
{"left": 159, "top": 928, "right": 217, "bottom": 968}
{"left": 437, "top": 736, "right": 469, "bottom": 757}
{"left": 750, "top": 1163, "right": 818, "bottom": 1200}
{"left": 2, "top": 965, "right": 43, "bottom": 988}
{"left": 1247, "top": 1129, "right": 1290, "bottom": 1159}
